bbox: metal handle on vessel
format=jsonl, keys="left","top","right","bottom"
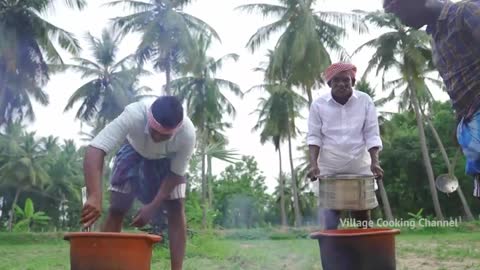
{"left": 81, "top": 187, "right": 91, "bottom": 232}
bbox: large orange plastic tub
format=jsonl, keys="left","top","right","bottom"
{"left": 64, "top": 232, "right": 162, "bottom": 270}
{"left": 310, "top": 228, "right": 400, "bottom": 270}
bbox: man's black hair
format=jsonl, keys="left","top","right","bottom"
{"left": 151, "top": 96, "right": 184, "bottom": 128}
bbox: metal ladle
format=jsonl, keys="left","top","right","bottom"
{"left": 435, "top": 174, "right": 459, "bottom": 194}
{"left": 435, "top": 149, "right": 460, "bottom": 195}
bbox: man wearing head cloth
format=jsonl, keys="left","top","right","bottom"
{"left": 307, "top": 62, "right": 384, "bottom": 230}
{"left": 81, "top": 96, "right": 195, "bottom": 270}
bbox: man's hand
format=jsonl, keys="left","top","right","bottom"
{"left": 81, "top": 196, "right": 102, "bottom": 228}
{"left": 131, "top": 203, "right": 156, "bottom": 228}
{"left": 82, "top": 146, "right": 106, "bottom": 229}
{"left": 368, "top": 147, "right": 383, "bottom": 179}
{"left": 308, "top": 145, "right": 320, "bottom": 181}
{"left": 307, "top": 166, "right": 321, "bottom": 181}
{"left": 371, "top": 161, "right": 384, "bottom": 180}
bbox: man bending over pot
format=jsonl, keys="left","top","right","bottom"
{"left": 81, "top": 95, "right": 196, "bottom": 270}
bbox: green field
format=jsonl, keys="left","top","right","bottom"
{"left": 1, "top": 228, "right": 479, "bottom": 270}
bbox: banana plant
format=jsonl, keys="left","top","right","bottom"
{"left": 14, "top": 198, "right": 51, "bottom": 232}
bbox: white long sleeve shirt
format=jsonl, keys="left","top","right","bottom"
{"left": 307, "top": 90, "right": 382, "bottom": 161}
{"left": 89, "top": 101, "right": 196, "bottom": 176}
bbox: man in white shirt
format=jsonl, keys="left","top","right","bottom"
{"left": 81, "top": 96, "right": 196, "bottom": 270}
{"left": 307, "top": 62, "right": 384, "bottom": 230}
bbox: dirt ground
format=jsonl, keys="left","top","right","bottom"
{"left": 396, "top": 238, "right": 480, "bottom": 270}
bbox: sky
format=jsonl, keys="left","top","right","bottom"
{"left": 29, "top": 0, "right": 451, "bottom": 194}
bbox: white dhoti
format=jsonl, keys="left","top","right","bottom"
{"left": 313, "top": 148, "right": 378, "bottom": 196}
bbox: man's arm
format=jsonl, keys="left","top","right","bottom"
{"left": 81, "top": 107, "right": 135, "bottom": 227}
{"left": 131, "top": 128, "right": 196, "bottom": 227}
{"left": 131, "top": 165, "right": 189, "bottom": 227}
{"left": 84, "top": 147, "right": 106, "bottom": 202}
{"left": 368, "top": 147, "right": 380, "bottom": 165}
{"left": 149, "top": 172, "right": 187, "bottom": 208}
{"left": 463, "top": 1, "right": 480, "bottom": 44}
{"left": 363, "top": 97, "right": 383, "bottom": 152}
{"left": 308, "top": 145, "right": 321, "bottom": 179}
{"left": 363, "top": 98, "right": 384, "bottom": 178}
{"left": 307, "top": 102, "right": 322, "bottom": 179}
{"left": 309, "top": 145, "right": 320, "bottom": 168}
{"left": 153, "top": 126, "right": 196, "bottom": 208}
{"left": 80, "top": 146, "right": 105, "bottom": 227}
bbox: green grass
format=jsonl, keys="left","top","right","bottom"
{"left": 0, "top": 226, "right": 479, "bottom": 270}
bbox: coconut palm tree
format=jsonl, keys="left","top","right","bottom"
{"left": 109, "top": 0, "right": 220, "bottom": 94}
{"left": 171, "top": 34, "right": 241, "bottom": 125}
{"left": 0, "top": 0, "right": 85, "bottom": 126}
{"left": 355, "top": 11, "right": 444, "bottom": 220}
{"left": 171, "top": 34, "right": 241, "bottom": 227}
{"left": 63, "top": 27, "right": 151, "bottom": 125}
{"left": 44, "top": 140, "right": 83, "bottom": 227}
{"left": 0, "top": 124, "right": 50, "bottom": 231}
{"left": 274, "top": 169, "right": 316, "bottom": 225}
{"left": 41, "top": 136, "right": 61, "bottom": 154}
{"left": 250, "top": 51, "right": 291, "bottom": 226}
{"left": 252, "top": 97, "right": 288, "bottom": 227}
{"left": 382, "top": 71, "right": 472, "bottom": 220}
{"left": 237, "top": 0, "right": 366, "bottom": 106}
{"left": 271, "top": 172, "right": 288, "bottom": 225}
{"left": 203, "top": 121, "right": 234, "bottom": 207}
{"left": 249, "top": 80, "right": 307, "bottom": 227}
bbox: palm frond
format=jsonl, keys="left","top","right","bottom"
{"left": 215, "top": 79, "right": 243, "bottom": 98}
{"left": 208, "top": 53, "right": 239, "bottom": 75}
{"left": 235, "top": 3, "right": 287, "bottom": 17}
{"left": 62, "top": 0, "right": 87, "bottom": 10}
{"left": 205, "top": 143, "right": 239, "bottom": 164}
{"left": 245, "top": 20, "right": 287, "bottom": 53}
{"left": 30, "top": 10, "right": 81, "bottom": 59}
{"left": 105, "top": 0, "right": 152, "bottom": 11}
{"left": 315, "top": 11, "right": 368, "bottom": 35}
{"left": 179, "top": 12, "right": 221, "bottom": 42}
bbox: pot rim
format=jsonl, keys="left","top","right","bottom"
{"left": 310, "top": 228, "right": 400, "bottom": 239}
{"left": 64, "top": 232, "right": 162, "bottom": 243}
{"left": 317, "top": 174, "right": 375, "bottom": 180}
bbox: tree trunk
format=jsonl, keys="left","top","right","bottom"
{"left": 0, "top": 86, "right": 8, "bottom": 127}
{"left": 278, "top": 146, "right": 287, "bottom": 227}
{"left": 410, "top": 88, "right": 444, "bottom": 220}
{"left": 0, "top": 65, "right": 7, "bottom": 127}
{"left": 306, "top": 85, "right": 313, "bottom": 107}
{"left": 165, "top": 60, "right": 171, "bottom": 95}
{"left": 424, "top": 116, "right": 474, "bottom": 220}
{"left": 207, "top": 155, "right": 213, "bottom": 207}
{"left": 201, "top": 142, "right": 207, "bottom": 229}
{"left": 377, "top": 179, "right": 394, "bottom": 221}
{"left": 287, "top": 127, "right": 302, "bottom": 227}
{"left": 456, "top": 185, "right": 472, "bottom": 220}
{"left": 7, "top": 188, "right": 21, "bottom": 232}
